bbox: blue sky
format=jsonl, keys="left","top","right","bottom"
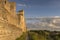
{"left": 9, "top": 0, "right": 60, "bottom": 18}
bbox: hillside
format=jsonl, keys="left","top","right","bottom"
{"left": 16, "top": 30, "right": 60, "bottom": 40}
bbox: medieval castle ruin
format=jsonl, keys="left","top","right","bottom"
{"left": 0, "top": 0, "right": 26, "bottom": 40}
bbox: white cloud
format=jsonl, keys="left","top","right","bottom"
{"left": 17, "top": 3, "right": 26, "bottom": 6}
{"left": 26, "top": 17, "right": 60, "bottom": 28}
{"left": 17, "top": 3, "right": 31, "bottom": 8}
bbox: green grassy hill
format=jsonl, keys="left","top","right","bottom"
{"left": 16, "top": 30, "right": 60, "bottom": 40}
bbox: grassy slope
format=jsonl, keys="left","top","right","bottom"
{"left": 16, "top": 30, "right": 60, "bottom": 40}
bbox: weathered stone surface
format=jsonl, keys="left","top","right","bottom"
{"left": 0, "top": 20, "right": 22, "bottom": 40}
{"left": 0, "top": 0, "right": 26, "bottom": 40}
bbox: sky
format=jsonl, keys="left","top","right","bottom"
{"left": 9, "top": 0, "right": 60, "bottom": 18}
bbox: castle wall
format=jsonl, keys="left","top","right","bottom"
{"left": 17, "top": 10, "right": 26, "bottom": 32}
{"left": 0, "top": 7, "right": 18, "bottom": 27}
{"left": 0, "top": 0, "right": 26, "bottom": 40}
{"left": 10, "top": 2, "right": 16, "bottom": 17}
{"left": 7, "top": 13, "right": 18, "bottom": 27}
{"left": 4, "top": 0, "right": 16, "bottom": 17}
{"left": 2, "top": 0, "right": 18, "bottom": 27}
{"left": 4, "top": 0, "right": 10, "bottom": 12}
{"left": 0, "top": 0, "right": 26, "bottom": 30}
{"left": 0, "top": 0, "right": 6, "bottom": 8}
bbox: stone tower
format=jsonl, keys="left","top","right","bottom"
{"left": 0, "top": 0, "right": 26, "bottom": 40}
{"left": 17, "top": 10, "right": 26, "bottom": 32}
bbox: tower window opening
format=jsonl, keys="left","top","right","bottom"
{"left": 5, "top": 1, "right": 6, "bottom": 4}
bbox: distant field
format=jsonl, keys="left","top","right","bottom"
{"left": 16, "top": 30, "right": 60, "bottom": 40}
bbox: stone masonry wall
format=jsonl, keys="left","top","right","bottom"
{"left": 0, "top": 0, "right": 26, "bottom": 40}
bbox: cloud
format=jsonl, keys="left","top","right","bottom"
{"left": 26, "top": 17, "right": 60, "bottom": 28}
{"left": 26, "top": 17, "right": 60, "bottom": 31}
{"left": 17, "top": 3, "right": 26, "bottom": 6}
{"left": 17, "top": 3, "right": 31, "bottom": 8}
